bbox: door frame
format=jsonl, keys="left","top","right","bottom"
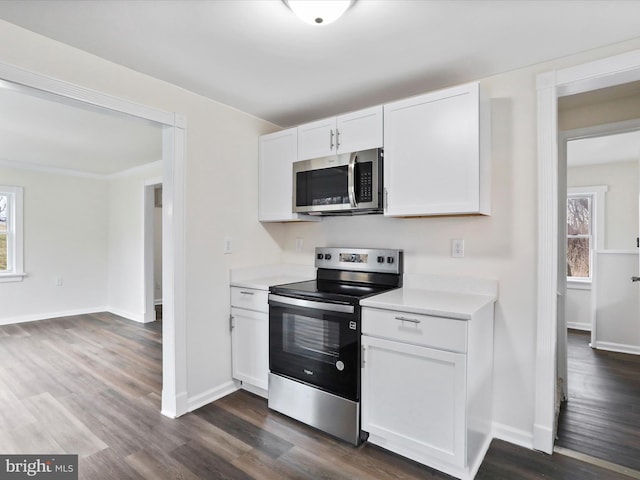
{"left": 0, "top": 61, "right": 188, "bottom": 418}
{"left": 144, "top": 178, "right": 163, "bottom": 324}
{"left": 535, "top": 48, "right": 640, "bottom": 453}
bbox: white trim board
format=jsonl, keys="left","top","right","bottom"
{"left": 536, "top": 48, "right": 640, "bottom": 454}
{"left": 0, "top": 60, "right": 188, "bottom": 419}
{"left": 0, "top": 307, "right": 108, "bottom": 326}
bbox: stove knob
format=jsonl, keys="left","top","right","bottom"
{"left": 317, "top": 253, "right": 324, "bottom": 260}
{"left": 325, "top": 253, "right": 332, "bottom": 260}
{"left": 377, "top": 256, "right": 384, "bottom": 263}
{"left": 387, "top": 256, "right": 395, "bottom": 264}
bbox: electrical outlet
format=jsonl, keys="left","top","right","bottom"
{"left": 295, "top": 237, "right": 304, "bottom": 253}
{"left": 451, "top": 239, "right": 464, "bottom": 258}
{"left": 224, "top": 236, "right": 232, "bottom": 254}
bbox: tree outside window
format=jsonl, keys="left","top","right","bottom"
{"left": 567, "top": 195, "right": 592, "bottom": 278}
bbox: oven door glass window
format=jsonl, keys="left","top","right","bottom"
{"left": 269, "top": 300, "right": 359, "bottom": 401}
{"left": 283, "top": 313, "right": 340, "bottom": 364}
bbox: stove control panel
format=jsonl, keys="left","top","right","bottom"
{"left": 315, "top": 247, "right": 403, "bottom": 274}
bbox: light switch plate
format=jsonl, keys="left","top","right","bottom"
{"left": 452, "top": 239, "right": 464, "bottom": 258}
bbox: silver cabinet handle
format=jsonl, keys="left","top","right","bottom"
{"left": 336, "top": 128, "right": 341, "bottom": 149}
{"left": 330, "top": 129, "right": 335, "bottom": 150}
{"left": 396, "top": 316, "right": 421, "bottom": 325}
{"left": 229, "top": 314, "right": 234, "bottom": 331}
{"left": 632, "top": 276, "right": 640, "bottom": 282}
{"left": 240, "top": 291, "right": 255, "bottom": 295}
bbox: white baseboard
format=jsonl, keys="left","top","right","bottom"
{"left": 492, "top": 422, "right": 534, "bottom": 450}
{"left": 106, "top": 306, "right": 147, "bottom": 323}
{"left": 161, "top": 390, "right": 189, "bottom": 418}
{"left": 592, "top": 341, "right": 640, "bottom": 355}
{"left": 566, "top": 322, "right": 591, "bottom": 331}
{"left": 0, "top": 306, "right": 108, "bottom": 326}
{"left": 187, "top": 381, "right": 237, "bottom": 412}
{"left": 532, "top": 423, "right": 554, "bottom": 454}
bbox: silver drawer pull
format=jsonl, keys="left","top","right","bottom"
{"left": 396, "top": 316, "right": 421, "bottom": 325}
{"left": 240, "top": 291, "right": 255, "bottom": 295}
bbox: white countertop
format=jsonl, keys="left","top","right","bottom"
{"left": 360, "top": 287, "right": 496, "bottom": 320}
{"left": 230, "top": 274, "right": 312, "bottom": 291}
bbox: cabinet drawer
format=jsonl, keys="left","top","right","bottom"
{"left": 362, "top": 307, "right": 467, "bottom": 353}
{"left": 230, "top": 287, "right": 268, "bottom": 313}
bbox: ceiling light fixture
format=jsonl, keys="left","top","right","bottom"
{"left": 285, "top": 0, "right": 353, "bottom": 26}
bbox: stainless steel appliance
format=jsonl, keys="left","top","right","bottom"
{"left": 268, "top": 247, "right": 403, "bottom": 445}
{"left": 292, "top": 148, "right": 383, "bottom": 215}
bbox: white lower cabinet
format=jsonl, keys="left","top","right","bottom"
{"left": 361, "top": 305, "right": 494, "bottom": 480}
{"left": 231, "top": 307, "right": 268, "bottom": 391}
{"left": 361, "top": 336, "right": 466, "bottom": 467}
{"left": 230, "top": 286, "right": 269, "bottom": 396}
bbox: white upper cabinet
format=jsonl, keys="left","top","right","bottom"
{"left": 383, "top": 82, "right": 490, "bottom": 217}
{"left": 297, "top": 105, "right": 383, "bottom": 160}
{"left": 258, "top": 128, "right": 318, "bottom": 222}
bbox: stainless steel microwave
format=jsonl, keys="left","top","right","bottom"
{"left": 292, "top": 148, "right": 383, "bottom": 215}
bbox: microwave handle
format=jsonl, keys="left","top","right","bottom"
{"left": 347, "top": 152, "right": 358, "bottom": 207}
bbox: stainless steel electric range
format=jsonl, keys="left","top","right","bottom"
{"left": 268, "top": 247, "right": 403, "bottom": 445}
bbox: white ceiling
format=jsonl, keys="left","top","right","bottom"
{"left": 1, "top": 0, "right": 640, "bottom": 127}
{"left": 568, "top": 130, "right": 640, "bottom": 168}
{"left": 0, "top": 81, "right": 162, "bottom": 175}
{"left": 1, "top": 0, "right": 640, "bottom": 174}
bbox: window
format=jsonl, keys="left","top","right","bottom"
{"left": 566, "top": 185, "right": 607, "bottom": 283}
{"left": 0, "top": 186, "right": 25, "bottom": 282}
{"left": 567, "top": 195, "right": 591, "bottom": 278}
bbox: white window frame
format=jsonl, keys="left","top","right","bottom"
{"left": 0, "top": 185, "right": 25, "bottom": 283}
{"left": 567, "top": 185, "right": 607, "bottom": 287}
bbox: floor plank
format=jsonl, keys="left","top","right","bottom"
{"left": 0, "top": 313, "right": 634, "bottom": 479}
{"left": 557, "top": 330, "right": 640, "bottom": 471}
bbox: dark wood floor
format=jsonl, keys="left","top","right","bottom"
{"left": 0, "top": 314, "right": 633, "bottom": 479}
{"left": 557, "top": 329, "right": 640, "bottom": 471}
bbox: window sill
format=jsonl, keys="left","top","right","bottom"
{"left": 567, "top": 278, "right": 591, "bottom": 290}
{"left": 0, "top": 272, "right": 27, "bottom": 283}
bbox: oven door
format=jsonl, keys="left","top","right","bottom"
{"left": 268, "top": 294, "right": 360, "bottom": 401}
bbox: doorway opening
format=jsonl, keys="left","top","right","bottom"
{"left": 0, "top": 61, "right": 187, "bottom": 418}
{"left": 535, "top": 48, "right": 640, "bottom": 455}
{"left": 555, "top": 115, "right": 640, "bottom": 470}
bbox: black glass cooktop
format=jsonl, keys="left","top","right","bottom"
{"left": 270, "top": 279, "right": 396, "bottom": 303}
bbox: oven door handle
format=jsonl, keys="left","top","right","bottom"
{"left": 269, "top": 294, "right": 355, "bottom": 314}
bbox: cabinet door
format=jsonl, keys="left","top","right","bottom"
{"left": 231, "top": 307, "right": 269, "bottom": 391}
{"left": 384, "top": 82, "right": 484, "bottom": 217}
{"left": 361, "top": 335, "right": 466, "bottom": 468}
{"left": 297, "top": 117, "right": 337, "bottom": 160}
{"left": 259, "top": 128, "right": 317, "bottom": 222}
{"left": 336, "top": 105, "right": 383, "bottom": 154}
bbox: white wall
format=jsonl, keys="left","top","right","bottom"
{"left": 594, "top": 251, "right": 640, "bottom": 353}
{"left": 0, "top": 19, "right": 285, "bottom": 404}
{"left": 565, "top": 287, "right": 591, "bottom": 331}
{"left": 568, "top": 160, "right": 639, "bottom": 250}
{"left": 107, "top": 164, "right": 162, "bottom": 321}
{"left": 3, "top": 17, "right": 640, "bottom": 446}
{"left": 0, "top": 165, "right": 109, "bottom": 323}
